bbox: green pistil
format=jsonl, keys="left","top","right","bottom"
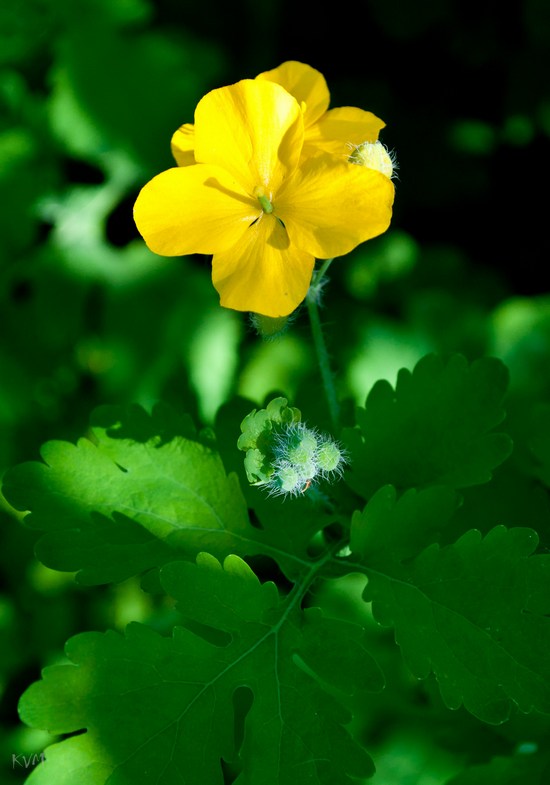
{"left": 253, "top": 186, "right": 273, "bottom": 214}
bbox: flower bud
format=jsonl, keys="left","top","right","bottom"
{"left": 273, "top": 463, "right": 302, "bottom": 496}
{"left": 348, "top": 140, "right": 396, "bottom": 180}
{"left": 237, "top": 398, "right": 348, "bottom": 500}
{"left": 249, "top": 313, "right": 291, "bottom": 339}
{"left": 316, "top": 438, "right": 346, "bottom": 477}
{"left": 284, "top": 428, "right": 319, "bottom": 466}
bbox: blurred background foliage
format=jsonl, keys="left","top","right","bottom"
{"left": 1, "top": 0, "right": 550, "bottom": 782}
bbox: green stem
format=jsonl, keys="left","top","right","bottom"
{"left": 313, "top": 257, "right": 334, "bottom": 283}
{"left": 306, "top": 259, "right": 339, "bottom": 432}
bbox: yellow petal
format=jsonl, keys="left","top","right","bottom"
{"left": 170, "top": 123, "right": 195, "bottom": 166}
{"left": 212, "top": 213, "right": 315, "bottom": 317}
{"left": 194, "top": 79, "right": 303, "bottom": 194}
{"left": 133, "top": 164, "right": 259, "bottom": 256}
{"left": 256, "top": 60, "right": 330, "bottom": 128}
{"left": 276, "top": 155, "right": 394, "bottom": 259}
{"left": 303, "top": 106, "right": 386, "bottom": 159}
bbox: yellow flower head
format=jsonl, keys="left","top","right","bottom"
{"left": 171, "top": 61, "right": 387, "bottom": 165}
{"left": 134, "top": 71, "right": 395, "bottom": 317}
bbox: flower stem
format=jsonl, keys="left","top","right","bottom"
{"left": 313, "top": 257, "right": 334, "bottom": 283}
{"left": 306, "top": 259, "right": 340, "bottom": 432}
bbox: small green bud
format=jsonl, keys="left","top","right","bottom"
{"left": 249, "top": 313, "right": 291, "bottom": 340}
{"left": 316, "top": 440, "right": 343, "bottom": 473}
{"left": 286, "top": 430, "right": 318, "bottom": 466}
{"left": 238, "top": 397, "right": 350, "bottom": 500}
{"left": 299, "top": 431, "right": 319, "bottom": 454}
{"left": 276, "top": 464, "right": 301, "bottom": 495}
{"left": 299, "top": 458, "right": 317, "bottom": 480}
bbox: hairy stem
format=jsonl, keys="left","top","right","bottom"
{"left": 306, "top": 259, "right": 339, "bottom": 432}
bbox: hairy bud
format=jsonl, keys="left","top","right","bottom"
{"left": 348, "top": 140, "right": 397, "bottom": 180}
{"left": 238, "top": 398, "right": 348, "bottom": 499}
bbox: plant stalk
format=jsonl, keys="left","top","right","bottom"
{"left": 305, "top": 259, "right": 339, "bottom": 432}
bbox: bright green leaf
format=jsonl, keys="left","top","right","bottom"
{"left": 1, "top": 404, "right": 256, "bottom": 584}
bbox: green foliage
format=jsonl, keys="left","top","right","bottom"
{"left": 446, "top": 751, "right": 550, "bottom": 785}
{"left": 343, "top": 353, "right": 513, "bottom": 499}
{"left": 19, "top": 555, "right": 384, "bottom": 784}
{"left": 3, "top": 404, "right": 253, "bottom": 584}
{"left": 351, "top": 491, "right": 550, "bottom": 723}
{"left": 530, "top": 404, "right": 550, "bottom": 489}
{"left": 2, "top": 0, "right": 550, "bottom": 780}
{"left": 3, "top": 352, "right": 550, "bottom": 783}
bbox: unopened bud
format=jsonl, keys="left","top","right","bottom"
{"left": 249, "top": 313, "right": 291, "bottom": 340}
{"left": 348, "top": 140, "right": 396, "bottom": 179}
{"left": 238, "top": 403, "right": 348, "bottom": 499}
{"left": 318, "top": 441, "right": 340, "bottom": 471}
{"left": 275, "top": 463, "right": 302, "bottom": 495}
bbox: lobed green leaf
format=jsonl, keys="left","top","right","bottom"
{"left": 350, "top": 484, "right": 460, "bottom": 562}
{"left": 343, "top": 353, "right": 513, "bottom": 500}
{"left": 20, "top": 555, "right": 384, "bottom": 785}
{"left": 348, "top": 489, "right": 550, "bottom": 723}
{"left": 1, "top": 404, "right": 259, "bottom": 584}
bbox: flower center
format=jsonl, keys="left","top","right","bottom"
{"left": 253, "top": 185, "right": 274, "bottom": 214}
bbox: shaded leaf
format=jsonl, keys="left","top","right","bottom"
{"left": 529, "top": 403, "right": 550, "bottom": 489}
{"left": 20, "top": 555, "right": 384, "bottom": 785}
{"left": 349, "top": 492, "right": 550, "bottom": 722}
{"left": 350, "top": 484, "right": 460, "bottom": 562}
{"left": 49, "top": 1, "right": 226, "bottom": 169}
{"left": 343, "top": 353, "right": 512, "bottom": 500}
{"left": 446, "top": 751, "right": 550, "bottom": 785}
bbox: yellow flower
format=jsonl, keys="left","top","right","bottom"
{"left": 133, "top": 78, "right": 394, "bottom": 317}
{"left": 171, "top": 60, "right": 386, "bottom": 166}
{"left": 256, "top": 61, "right": 387, "bottom": 159}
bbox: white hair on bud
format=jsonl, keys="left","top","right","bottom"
{"left": 347, "top": 140, "right": 398, "bottom": 180}
{"left": 264, "top": 420, "right": 348, "bottom": 499}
